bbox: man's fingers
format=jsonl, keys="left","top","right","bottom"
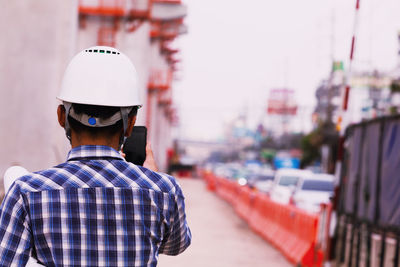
{"left": 143, "top": 142, "right": 159, "bottom": 172}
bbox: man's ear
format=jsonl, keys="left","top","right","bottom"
{"left": 125, "top": 115, "right": 137, "bottom": 137}
{"left": 57, "top": 105, "right": 66, "bottom": 128}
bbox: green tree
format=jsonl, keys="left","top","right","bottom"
{"left": 301, "top": 122, "right": 338, "bottom": 169}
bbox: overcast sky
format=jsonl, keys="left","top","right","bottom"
{"left": 173, "top": 0, "right": 400, "bottom": 141}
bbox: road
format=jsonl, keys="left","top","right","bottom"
{"left": 158, "top": 178, "right": 293, "bottom": 267}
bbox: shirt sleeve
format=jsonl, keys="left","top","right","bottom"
{"left": 159, "top": 185, "right": 191, "bottom": 255}
{"left": 0, "top": 184, "right": 32, "bottom": 266}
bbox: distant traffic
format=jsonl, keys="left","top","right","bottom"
{"left": 202, "top": 161, "right": 335, "bottom": 214}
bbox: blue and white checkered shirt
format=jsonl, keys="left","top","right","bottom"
{"left": 0, "top": 145, "right": 191, "bottom": 266}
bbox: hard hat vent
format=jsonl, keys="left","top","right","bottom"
{"left": 84, "top": 49, "right": 120, "bottom": 55}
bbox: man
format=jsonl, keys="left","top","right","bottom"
{"left": 0, "top": 46, "right": 191, "bottom": 266}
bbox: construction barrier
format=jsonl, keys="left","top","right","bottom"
{"left": 202, "top": 170, "right": 217, "bottom": 191}
{"left": 334, "top": 116, "right": 400, "bottom": 266}
{"left": 214, "top": 176, "right": 239, "bottom": 205}
{"left": 234, "top": 185, "right": 255, "bottom": 224}
{"left": 201, "top": 171, "right": 328, "bottom": 267}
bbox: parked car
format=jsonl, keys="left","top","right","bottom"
{"left": 292, "top": 173, "right": 335, "bottom": 213}
{"left": 269, "top": 168, "right": 313, "bottom": 204}
{"left": 247, "top": 169, "right": 275, "bottom": 193}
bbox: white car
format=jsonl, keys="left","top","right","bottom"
{"left": 292, "top": 173, "right": 335, "bottom": 213}
{"left": 269, "top": 168, "right": 313, "bottom": 204}
{"left": 248, "top": 169, "right": 275, "bottom": 193}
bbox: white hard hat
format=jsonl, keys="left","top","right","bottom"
{"left": 58, "top": 46, "right": 141, "bottom": 144}
{"left": 58, "top": 46, "right": 142, "bottom": 107}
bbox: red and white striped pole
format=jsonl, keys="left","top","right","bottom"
{"left": 337, "top": 0, "right": 361, "bottom": 131}
{"left": 328, "top": 1, "right": 362, "bottom": 261}
{"left": 335, "top": 0, "right": 362, "bottom": 176}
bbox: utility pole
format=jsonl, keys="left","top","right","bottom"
{"left": 326, "top": 0, "right": 336, "bottom": 125}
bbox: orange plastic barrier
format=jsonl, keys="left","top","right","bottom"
{"left": 247, "top": 192, "right": 324, "bottom": 266}
{"left": 234, "top": 186, "right": 255, "bottom": 224}
{"left": 215, "top": 177, "right": 239, "bottom": 205}
{"left": 203, "top": 175, "right": 325, "bottom": 266}
{"left": 201, "top": 170, "right": 217, "bottom": 191}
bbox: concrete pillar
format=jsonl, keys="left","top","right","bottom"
{"left": 119, "top": 22, "right": 152, "bottom": 126}
{"left": 0, "top": 0, "right": 78, "bottom": 180}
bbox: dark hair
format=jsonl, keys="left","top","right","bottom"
{"left": 68, "top": 104, "right": 138, "bottom": 136}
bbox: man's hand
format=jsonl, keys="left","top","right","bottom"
{"left": 143, "top": 143, "right": 159, "bottom": 172}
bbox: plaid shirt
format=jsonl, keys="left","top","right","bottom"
{"left": 0, "top": 145, "right": 191, "bottom": 266}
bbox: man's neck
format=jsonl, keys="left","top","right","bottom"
{"left": 70, "top": 132, "right": 121, "bottom": 151}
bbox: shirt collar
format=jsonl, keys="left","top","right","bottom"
{"left": 67, "top": 145, "right": 125, "bottom": 161}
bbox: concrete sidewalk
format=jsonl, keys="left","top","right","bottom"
{"left": 158, "top": 178, "right": 293, "bottom": 267}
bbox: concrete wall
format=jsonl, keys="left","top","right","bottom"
{"left": 0, "top": 0, "right": 78, "bottom": 183}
